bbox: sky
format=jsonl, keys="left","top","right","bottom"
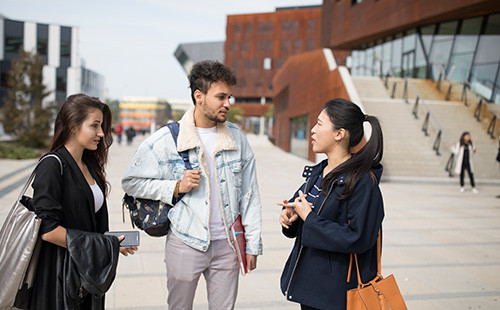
{"left": 0, "top": 0, "right": 322, "bottom": 101}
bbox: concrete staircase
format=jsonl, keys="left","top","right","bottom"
{"left": 353, "top": 76, "right": 500, "bottom": 182}
{"left": 352, "top": 76, "right": 449, "bottom": 180}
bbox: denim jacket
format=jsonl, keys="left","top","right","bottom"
{"left": 122, "top": 107, "right": 263, "bottom": 255}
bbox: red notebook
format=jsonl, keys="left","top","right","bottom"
{"left": 230, "top": 215, "right": 248, "bottom": 276}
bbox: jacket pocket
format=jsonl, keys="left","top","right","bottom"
{"left": 229, "top": 161, "right": 242, "bottom": 188}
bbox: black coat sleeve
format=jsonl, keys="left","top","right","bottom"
{"left": 33, "top": 157, "right": 64, "bottom": 235}
{"left": 301, "top": 174, "right": 384, "bottom": 253}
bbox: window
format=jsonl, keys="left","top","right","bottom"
{"left": 282, "top": 20, "right": 298, "bottom": 32}
{"left": 234, "top": 23, "right": 242, "bottom": 34}
{"left": 4, "top": 20, "right": 24, "bottom": 55}
{"left": 306, "top": 39, "right": 315, "bottom": 50}
{"left": 257, "top": 40, "right": 273, "bottom": 51}
{"left": 60, "top": 26, "right": 72, "bottom": 67}
{"left": 245, "top": 22, "right": 253, "bottom": 35}
{"left": 263, "top": 57, "right": 272, "bottom": 70}
{"left": 281, "top": 39, "right": 289, "bottom": 51}
{"left": 241, "top": 41, "right": 249, "bottom": 51}
{"left": 258, "top": 21, "right": 273, "bottom": 33}
{"left": 307, "top": 19, "right": 316, "bottom": 32}
{"left": 37, "top": 24, "right": 49, "bottom": 62}
{"left": 293, "top": 39, "right": 303, "bottom": 51}
{"left": 230, "top": 42, "right": 238, "bottom": 52}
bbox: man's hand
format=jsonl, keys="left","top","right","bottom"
{"left": 179, "top": 169, "right": 202, "bottom": 193}
{"left": 246, "top": 254, "right": 257, "bottom": 272}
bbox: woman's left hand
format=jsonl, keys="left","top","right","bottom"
{"left": 119, "top": 246, "right": 138, "bottom": 256}
{"left": 278, "top": 190, "right": 313, "bottom": 221}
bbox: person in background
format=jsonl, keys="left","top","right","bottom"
{"left": 122, "top": 60, "right": 262, "bottom": 310}
{"left": 114, "top": 123, "right": 123, "bottom": 145}
{"left": 30, "top": 94, "right": 137, "bottom": 309}
{"left": 451, "top": 131, "right": 478, "bottom": 194}
{"left": 278, "top": 98, "right": 384, "bottom": 309}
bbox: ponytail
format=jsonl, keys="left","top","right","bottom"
{"left": 321, "top": 99, "right": 384, "bottom": 199}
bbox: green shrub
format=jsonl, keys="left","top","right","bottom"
{"left": 0, "top": 142, "right": 41, "bottom": 159}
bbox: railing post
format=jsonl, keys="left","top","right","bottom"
{"left": 437, "top": 72, "right": 442, "bottom": 91}
{"left": 474, "top": 99, "right": 483, "bottom": 121}
{"left": 488, "top": 115, "right": 497, "bottom": 139}
{"left": 433, "top": 130, "right": 442, "bottom": 155}
{"left": 461, "top": 83, "right": 468, "bottom": 107}
{"left": 412, "top": 96, "right": 420, "bottom": 119}
{"left": 391, "top": 82, "right": 397, "bottom": 98}
{"left": 422, "top": 112, "right": 430, "bottom": 135}
{"left": 445, "top": 153, "right": 455, "bottom": 177}
{"left": 403, "top": 79, "right": 408, "bottom": 103}
{"left": 445, "top": 84, "right": 452, "bottom": 101}
{"left": 384, "top": 74, "right": 389, "bottom": 89}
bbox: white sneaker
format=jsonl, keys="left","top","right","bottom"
{"left": 460, "top": 187, "right": 465, "bottom": 193}
{"left": 472, "top": 188, "right": 479, "bottom": 194}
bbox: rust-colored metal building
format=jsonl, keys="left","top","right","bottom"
{"left": 273, "top": 0, "right": 500, "bottom": 161}
{"left": 224, "top": 6, "right": 322, "bottom": 131}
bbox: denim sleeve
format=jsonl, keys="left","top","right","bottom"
{"left": 121, "top": 140, "right": 178, "bottom": 205}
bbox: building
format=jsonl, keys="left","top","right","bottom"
{"left": 166, "top": 98, "right": 193, "bottom": 120}
{"left": 119, "top": 96, "right": 172, "bottom": 132}
{"left": 174, "top": 41, "right": 224, "bottom": 74}
{"left": 0, "top": 13, "right": 104, "bottom": 106}
{"left": 224, "top": 5, "right": 322, "bottom": 132}
{"left": 273, "top": 0, "right": 500, "bottom": 161}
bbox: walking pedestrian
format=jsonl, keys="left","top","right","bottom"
{"left": 122, "top": 60, "right": 262, "bottom": 310}
{"left": 115, "top": 123, "right": 123, "bottom": 145}
{"left": 30, "top": 94, "right": 137, "bottom": 309}
{"left": 278, "top": 98, "right": 385, "bottom": 309}
{"left": 451, "top": 131, "right": 478, "bottom": 194}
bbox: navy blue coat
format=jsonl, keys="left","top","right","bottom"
{"left": 280, "top": 160, "right": 384, "bottom": 309}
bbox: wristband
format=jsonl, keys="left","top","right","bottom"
{"left": 174, "top": 180, "right": 181, "bottom": 198}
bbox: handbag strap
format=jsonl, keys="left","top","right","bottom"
{"left": 16, "top": 154, "right": 63, "bottom": 203}
{"left": 348, "top": 230, "right": 382, "bottom": 288}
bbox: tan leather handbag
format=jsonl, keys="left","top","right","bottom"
{"left": 346, "top": 231, "right": 407, "bottom": 310}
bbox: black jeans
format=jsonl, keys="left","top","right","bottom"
{"left": 460, "top": 163, "right": 475, "bottom": 187}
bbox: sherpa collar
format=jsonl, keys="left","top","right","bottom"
{"left": 176, "top": 106, "right": 238, "bottom": 153}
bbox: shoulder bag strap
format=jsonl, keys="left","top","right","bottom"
{"left": 166, "top": 121, "right": 192, "bottom": 170}
{"left": 16, "top": 154, "right": 63, "bottom": 202}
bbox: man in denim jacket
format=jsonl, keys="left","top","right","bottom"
{"left": 122, "top": 60, "right": 262, "bottom": 309}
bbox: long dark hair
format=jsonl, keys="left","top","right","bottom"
{"left": 459, "top": 131, "right": 472, "bottom": 146}
{"left": 48, "top": 94, "right": 113, "bottom": 195}
{"left": 321, "top": 98, "right": 384, "bottom": 198}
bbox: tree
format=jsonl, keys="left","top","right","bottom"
{"left": 1, "top": 50, "right": 54, "bottom": 148}
{"left": 105, "top": 98, "right": 120, "bottom": 124}
{"left": 227, "top": 106, "right": 243, "bottom": 124}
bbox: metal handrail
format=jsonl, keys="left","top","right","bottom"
{"left": 437, "top": 78, "right": 500, "bottom": 139}
{"left": 390, "top": 77, "right": 452, "bottom": 158}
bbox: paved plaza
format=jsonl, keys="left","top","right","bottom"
{"left": 1, "top": 134, "right": 500, "bottom": 309}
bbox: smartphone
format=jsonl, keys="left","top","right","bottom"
{"left": 105, "top": 231, "right": 140, "bottom": 247}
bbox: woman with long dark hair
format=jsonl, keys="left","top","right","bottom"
{"left": 30, "top": 94, "right": 136, "bottom": 309}
{"left": 278, "top": 98, "right": 385, "bottom": 309}
{"left": 451, "top": 131, "right": 478, "bottom": 193}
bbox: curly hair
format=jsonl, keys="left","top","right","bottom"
{"left": 188, "top": 60, "right": 237, "bottom": 104}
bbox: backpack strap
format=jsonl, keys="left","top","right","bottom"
{"left": 166, "top": 122, "right": 192, "bottom": 170}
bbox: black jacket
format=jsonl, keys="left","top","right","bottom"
{"left": 30, "top": 146, "right": 111, "bottom": 310}
{"left": 281, "top": 160, "right": 385, "bottom": 309}
{"left": 64, "top": 229, "right": 119, "bottom": 309}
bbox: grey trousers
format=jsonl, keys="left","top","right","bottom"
{"left": 165, "top": 230, "right": 240, "bottom": 310}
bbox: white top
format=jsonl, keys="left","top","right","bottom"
{"left": 90, "top": 180, "right": 104, "bottom": 213}
{"left": 196, "top": 126, "right": 226, "bottom": 240}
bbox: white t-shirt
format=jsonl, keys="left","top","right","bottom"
{"left": 90, "top": 180, "right": 104, "bottom": 213}
{"left": 196, "top": 126, "right": 226, "bottom": 240}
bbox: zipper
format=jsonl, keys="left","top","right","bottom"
{"left": 285, "top": 177, "right": 337, "bottom": 300}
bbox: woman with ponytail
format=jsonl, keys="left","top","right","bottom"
{"left": 278, "top": 98, "right": 385, "bottom": 310}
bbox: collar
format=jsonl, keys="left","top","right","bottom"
{"left": 176, "top": 106, "right": 238, "bottom": 153}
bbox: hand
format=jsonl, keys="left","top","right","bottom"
{"left": 278, "top": 190, "right": 313, "bottom": 221}
{"left": 117, "top": 235, "right": 138, "bottom": 256}
{"left": 179, "top": 169, "right": 202, "bottom": 193}
{"left": 246, "top": 254, "right": 257, "bottom": 272}
{"left": 278, "top": 199, "right": 299, "bottom": 229}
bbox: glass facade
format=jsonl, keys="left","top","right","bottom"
{"left": 348, "top": 13, "right": 500, "bottom": 103}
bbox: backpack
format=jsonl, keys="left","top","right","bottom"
{"left": 122, "top": 122, "right": 192, "bottom": 237}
